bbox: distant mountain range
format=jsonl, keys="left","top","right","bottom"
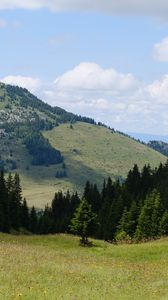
{"left": 127, "top": 132, "right": 168, "bottom": 143}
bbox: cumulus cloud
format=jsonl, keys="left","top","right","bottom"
{"left": 147, "top": 75, "right": 168, "bottom": 102}
{"left": 1, "top": 0, "right": 168, "bottom": 18}
{"left": 0, "top": 0, "right": 44, "bottom": 10}
{"left": 2, "top": 65, "right": 168, "bottom": 135}
{"left": 54, "top": 62, "right": 139, "bottom": 92}
{"left": 41, "top": 63, "right": 168, "bottom": 135}
{"left": 153, "top": 37, "right": 168, "bottom": 62}
{"left": 1, "top": 75, "right": 41, "bottom": 93}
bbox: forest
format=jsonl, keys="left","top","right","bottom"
{"left": 1, "top": 161, "right": 168, "bottom": 243}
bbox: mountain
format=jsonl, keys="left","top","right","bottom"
{"left": 148, "top": 140, "right": 168, "bottom": 157}
{"left": 0, "top": 83, "right": 166, "bottom": 207}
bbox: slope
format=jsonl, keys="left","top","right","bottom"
{"left": 20, "top": 122, "right": 166, "bottom": 207}
{"left": 0, "top": 83, "right": 166, "bottom": 208}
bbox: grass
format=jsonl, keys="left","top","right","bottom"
{"left": 44, "top": 122, "right": 166, "bottom": 183}
{"left": 0, "top": 234, "right": 168, "bottom": 299}
{"left": 2, "top": 122, "right": 166, "bottom": 208}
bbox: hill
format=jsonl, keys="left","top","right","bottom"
{"left": 0, "top": 233, "right": 168, "bottom": 299}
{"left": 19, "top": 123, "right": 166, "bottom": 207}
{"left": 148, "top": 140, "right": 168, "bottom": 157}
{"left": 0, "top": 83, "right": 166, "bottom": 207}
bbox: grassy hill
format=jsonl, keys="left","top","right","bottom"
{"left": 20, "top": 122, "right": 166, "bottom": 208}
{"left": 0, "top": 83, "right": 166, "bottom": 208}
{"left": 1, "top": 233, "right": 168, "bottom": 299}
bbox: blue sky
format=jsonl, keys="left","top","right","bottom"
{"left": 1, "top": 1, "right": 168, "bottom": 135}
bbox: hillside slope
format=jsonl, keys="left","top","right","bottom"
{"left": 148, "top": 140, "right": 168, "bottom": 157}
{"left": 20, "top": 122, "right": 166, "bottom": 207}
{"left": 0, "top": 83, "right": 166, "bottom": 207}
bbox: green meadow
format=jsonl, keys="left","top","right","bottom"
{"left": 1, "top": 234, "right": 168, "bottom": 299}
{"left": 3, "top": 122, "right": 165, "bottom": 208}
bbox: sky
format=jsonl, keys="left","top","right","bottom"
{"left": 1, "top": 1, "right": 168, "bottom": 135}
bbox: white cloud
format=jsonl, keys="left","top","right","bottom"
{"left": 1, "top": 0, "right": 168, "bottom": 18}
{"left": 147, "top": 75, "right": 168, "bottom": 102}
{"left": 54, "top": 62, "right": 139, "bottom": 92}
{"left": 2, "top": 66, "right": 168, "bottom": 135}
{"left": 41, "top": 63, "right": 168, "bottom": 135}
{"left": 1, "top": 75, "right": 41, "bottom": 93}
{"left": 153, "top": 37, "right": 168, "bottom": 62}
{"left": 0, "top": 0, "right": 44, "bottom": 10}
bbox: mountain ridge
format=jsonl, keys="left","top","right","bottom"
{"left": 0, "top": 83, "right": 166, "bottom": 207}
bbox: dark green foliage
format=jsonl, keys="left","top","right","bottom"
{"left": 9, "top": 174, "right": 23, "bottom": 230}
{"left": 0, "top": 160, "right": 5, "bottom": 171}
{"left": 160, "top": 211, "right": 168, "bottom": 235}
{"left": 0, "top": 171, "right": 10, "bottom": 232}
{"left": 24, "top": 132, "right": 63, "bottom": 166}
{"left": 55, "top": 170, "right": 67, "bottom": 178}
{"left": 135, "top": 190, "right": 162, "bottom": 240}
{"left": 148, "top": 140, "right": 168, "bottom": 157}
{"left": 0, "top": 172, "right": 36, "bottom": 234}
{"left": 21, "top": 199, "right": 29, "bottom": 230}
{"left": 29, "top": 207, "right": 38, "bottom": 233}
{"left": 3, "top": 160, "right": 168, "bottom": 242}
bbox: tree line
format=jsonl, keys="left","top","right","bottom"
{"left": 1, "top": 162, "right": 168, "bottom": 244}
{"left": 0, "top": 171, "right": 80, "bottom": 234}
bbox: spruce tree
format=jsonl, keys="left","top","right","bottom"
{"left": 30, "top": 206, "right": 38, "bottom": 233}
{"left": 70, "top": 198, "right": 97, "bottom": 245}
{"left": 9, "top": 174, "right": 22, "bottom": 230}
{"left": 21, "top": 198, "right": 29, "bottom": 230}
{"left": 0, "top": 171, "right": 10, "bottom": 232}
{"left": 135, "top": 189, "right": 162, "bottom": 240}
{"left": 160, "top": 211, "right": 168, "bottom": 235}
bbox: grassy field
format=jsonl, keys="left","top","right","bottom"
{"left": 17, "top": 122, "right": 166, "bottom": 208}
{"left": 1, "top": 234, "right": 168, "bottom": 299}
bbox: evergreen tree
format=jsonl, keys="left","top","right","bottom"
{"left": 135, "top": 189, "right": 162, "bottom": 240}
{"left": 51, "top": 191, "right": 71, "bottom": 232}
{"left": 39, "top": 205, "right": 54, "bottom": 234}
{"left": 126, "top": 164, "right": 141, "bottom": 198}
{"left": 0, "top": 171, "right": 10, "bottom": 232}
{"left": 21, "top": 198, "right": 29, "bottom": 230}
{"left": 140, "top": 165, "right": 153, "bottom": 199}
{"left": 30, "top": 206, "right": 38, "bottom": 233}
{"left": 70, "top": 198, "right": 98, "bottom": 245}
{"left": 116, "top": 207, "right": 131, "bottom": 237}
{"left": 9, "top": 174, "right": 22, "bottom": 230}
{"left": 160, "top": 211, "right": 168, "bottom": 235}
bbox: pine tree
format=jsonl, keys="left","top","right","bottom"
{"left": 30, "top": 206, "right": 38, "bottom": 233}
{"left": 126, "top": 164, "right": 141, "bottom": 198}
{"left": 9, "top": 174, "right": 22, "bottom": 230}
{"left": 135, "top": 189, "right": 162, "bottom": 240}
{"left": 117, "top": 208, "right": 131, "bottom": 236}
{"left": 160, "top": 211, "right": 168, "bottom": 235}
{"left": 0, "top": 171, "right": 10, "bottom": 232}
{"left": 70, "top": 198, "right": 98, "bottom": 245}
{"left": 40, "top": 205, "right": 54, "bottom": 234}
{"left": 140, "top": 164, "right": 153, "bottom": 198}
{"left": 51, "top": 191, "right": 71, "bottom": 232}
{"left": 21, "top": 198, "right": 29, "bottom": 230}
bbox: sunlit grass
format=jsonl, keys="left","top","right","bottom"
{"left": 5, "top": 122, "right": 165, "bottom": 208}
{"left": 0, "top": 234, "right": 168, "bottom": 299}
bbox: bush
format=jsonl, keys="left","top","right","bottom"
{"left": 115, "top": 230, "right": 131, "bottom": 243}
